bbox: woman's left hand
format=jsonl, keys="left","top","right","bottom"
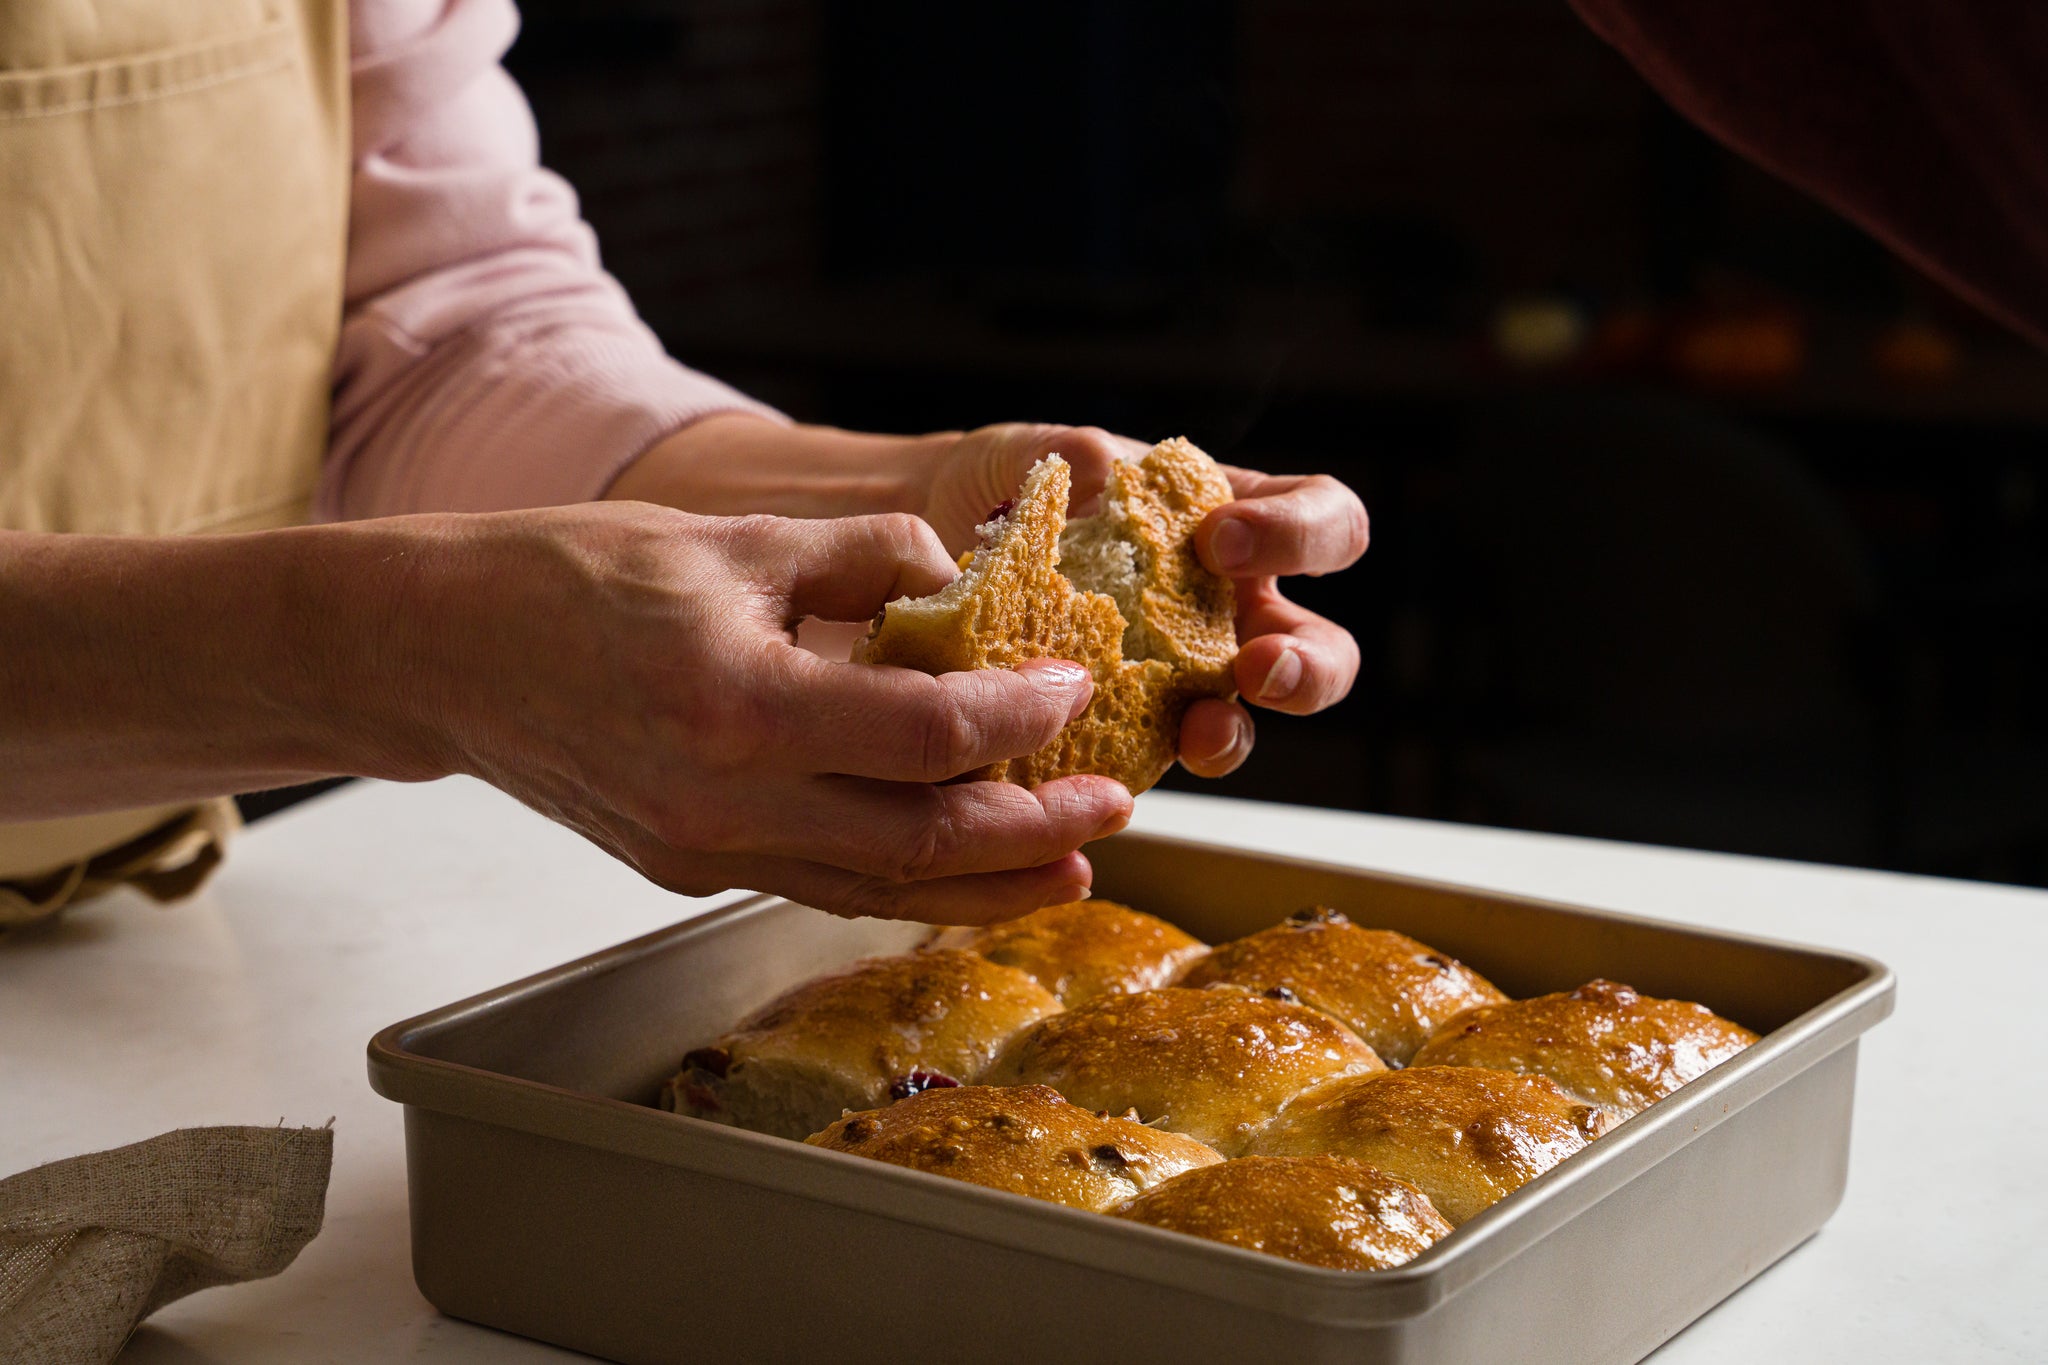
{"left": 929, "top": 423, "right": 1368, "bottom": 778}
{"left": 612, "top": 415, "right": 1369, "bottom": 778}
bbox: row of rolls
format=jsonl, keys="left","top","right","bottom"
{"left": 661, "top": 900, "right": 1759, "bottom": 1271}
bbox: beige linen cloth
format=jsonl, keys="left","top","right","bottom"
{"left": 0, "top": 1126, "right": 333, "bottom": 1364}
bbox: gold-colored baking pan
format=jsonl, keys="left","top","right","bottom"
{"left": 368, "top": 831, "right": 1893, "bottom": 1365}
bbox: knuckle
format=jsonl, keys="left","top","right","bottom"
{"left": 873, "top": 510, "right": 940, "bottom": 553}
{"left": 885, "top": 806, "right": 951, "bottom": 884}
{"left": 722, "top": 512, "right": 783, "bottom": 543}
{"left": 827, "top": 876, "right": 910, "bottom": 922}
{"left": 916, "top": 698, "right": 982, "bottom": 781}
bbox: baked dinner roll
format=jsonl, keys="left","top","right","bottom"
{"left": 1111, "top": 1155, "right": 1452, "bottom": 1271}
{"left": 1410, "top": 978, "right": 1761, "bottom": 1121}
{"left": 930, "top": 898, "right": 1208, "bottom": 1005}
{"left": 1248, "top": 1067, "right": 1608, "bottom": 1225}
{"left": 807, "top": 1084, "right": 1222, "bottom": 1212}
{"left": 985, "top": 986, "right": 1384, "bottom": 1155}
{"left": 1176, "top": 907, "right": 1507, "bottom": 1066}
{"left": 663, "top": 949, "right": 1061, "bottom": 1140}
{"left": 855, "top": 442, "right": 1237, "bottom": 793}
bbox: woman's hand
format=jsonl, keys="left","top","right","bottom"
{"left": 902, "top": 422, "right": 1369, "bottom": 779}
{"left": 613, "top": 415, "right": 1369, "bottom": 780}
{"left": 403, "top": 503, "right": 1132, "bottom": 922}
{"left": 0, "top": 508, "right": 1131, "bottom": 924}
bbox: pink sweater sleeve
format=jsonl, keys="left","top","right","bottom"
{"left": 317, "top": 0, "right": 784, "bottom": 520}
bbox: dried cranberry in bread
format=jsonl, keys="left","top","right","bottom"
{"left": 1176, "top": 907, "right": 1506, "bottom": 1066}
{"left": 806, "top": 1084, "right": 1222, "bottom": 1212}
{"left": 1410, "top": 978, "right": 1760, "bottom": 1121}
{"left": 930, "top": 898, "right": 1208, "bottom": 1005}
{"left": 984, "top": 985, "right": 1384, "bottom": 1156}
{"left": 854, "top": 439, "right": 1237, "bottom": 793}
{"left": 1112, "top": 1155, "right": 1452, "bottom": 1271}
{"left": 661, "top": 949, "right": 1061, "bottom": 1140}
{"left": 1248, "top": 1067, "right": 1609, "bottom": 1226}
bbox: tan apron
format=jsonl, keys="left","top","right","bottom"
{"left": 0, "top": 0, "right": 350, "bottom": 927}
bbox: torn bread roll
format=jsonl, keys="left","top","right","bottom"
{"left": 854, "top": 439, "right": 1238, "bottom": 794}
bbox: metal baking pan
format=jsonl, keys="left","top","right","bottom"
{"left": 367, "top": 831, "right": 1894, "bottom": 1365}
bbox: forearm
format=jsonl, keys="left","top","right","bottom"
{"left": 0, "top": 524, "right": 450, "bottom": 819}
{"left": 606, "top": 413, "right": 952, "bottom": 521}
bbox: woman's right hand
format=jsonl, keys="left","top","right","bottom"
{"left": 391, "top": 502, "right": 1133, "bottom": 924}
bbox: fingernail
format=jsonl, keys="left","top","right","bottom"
{"left": 1091, "top": 809, "right": 1131, "bottom": 840}
{"left": 1188, "top": 714, "right": 1249, "bottom": 765}
{"left": 1189, "top": 730, "right": 1232, "bottom": 764}
{"left": 1257, "top": 645, "right": 1303, "bottom": 703}
{"left": 1049, "top": 883, "right": 1093, "bottom": 905}
{"left": 1209, "top": 517, "right": 1254, "bottom": 572}
{"left": 1022, "top": 659, "right": 1093, "bottom": 719}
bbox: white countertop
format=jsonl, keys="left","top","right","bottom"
{"left": 2, "top": 776, "right": 2041, "bottom": 1363}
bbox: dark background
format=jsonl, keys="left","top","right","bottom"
{"left": 399, "top": 0, "right": 2048, "bottom": 886}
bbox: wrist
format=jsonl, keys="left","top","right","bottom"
{"left": 186, "top": 519, "right": 463, "bottom": 789}
{"left": 607, "top": 412, "right": 957, "bottom": 522}
{"left": 303, "top": 516, "right": 479, "bottom": 787}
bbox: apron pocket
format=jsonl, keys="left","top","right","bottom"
{"left": 0, "top": 21, "right": 295, "bottom": 122}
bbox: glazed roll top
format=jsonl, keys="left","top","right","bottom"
{"left": 807, "top": 1084, "right": 1223, "bottom": 1212}
{"left": 985, "top": 985, "right": 1385, "bottom": 1155}
{"left": 663, "top": 949, "right": 1062, "bottom": 1140}
{"left": 1112, "top": 1154, "right": 1452, "bottom": 1270}
{"left": 1175, "top": 907, "right": 1507, "bottom": 1066}
{"left": 1411, "top": 979, "right": 1761, "bottom": 1121}
{"left": 932, "top": 898, "right": 1208, "bottom": 1005}
{"left": 1249, "top": 1067, "right": 1608, "bottom": 1225}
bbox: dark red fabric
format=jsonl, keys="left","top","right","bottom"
{"left": 1570, "top": 0, "right": 2048, "bottom": 347}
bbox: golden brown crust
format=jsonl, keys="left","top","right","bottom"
{"left": 807, "top": 1084, "right": 1223, "bottom": 1212}
{"left": 1248, "top": 1067, "right": 1609, "bottom": 1225}
{"left": 930, "top": 899, "right": 1209, "bottom": 1005}
{"left": 663, "top": 949, "right": 1062, "bottom": 1139}
{"left": 1097, "top": 436, "right": 1239, "bottom": 694}
{"left": 854, "top": 442, "right": 1236, "bottom": 794}
{"left": 1112, "top": 1155, "right": 1452, "bottom": 1271}
{"left": 1176, "top": 908, "right": 1508, "bottom": 1066}
{"left": 1410, "top": 979, "right": 1761, "bottom": 1121}
{"left": 984, "top": 986, "right": 1385, "bottom": 1156}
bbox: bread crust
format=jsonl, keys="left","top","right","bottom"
{"left": 1082, "top": 436, "right": 1239, "bottom": 694}
{"left": 663, "top": 949, "right": 1062, "bottom": 1140}
{"left": 1410, "top": 979, "right": 1760, "bottom": 1121}
{"left": 854, "top": 441, "right": 1236, "bottom": 794}
{"left": 1248, "top": 1067, "right": 1609, "bottom": 1225}
{"left": 930, "top": 898, "right": 1209, "bottom": 1005}
{"left": 1175, "top": 908, "right": 1507, "bottom": 1066}
{"left": 985, "top": 985, "right": 1385, "bottom": 1156}
{"left": 1112, "top": 1154, "right": 1452, "bottom": 1270}
{"left": 806, "top": 1084, "right": 1223, "bottom": 1212}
